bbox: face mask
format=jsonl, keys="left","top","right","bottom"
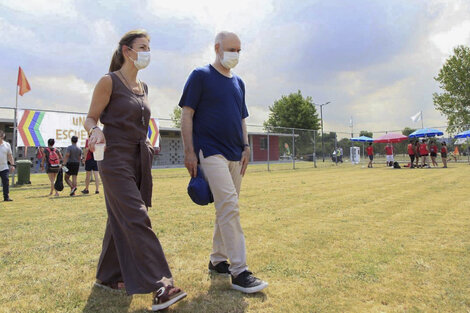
{"left": 128, "top": 48, "right": 151, "bottom": 70}
{"left": 220, "top": 51, "right": 239, "bottom": 69}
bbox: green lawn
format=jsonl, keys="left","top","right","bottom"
{"left": 1, "top": 162, "right": 470, "bottom": 312}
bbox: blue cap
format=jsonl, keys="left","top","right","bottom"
{"left": 187, "top": 166, "right": 214, "bottom": 205}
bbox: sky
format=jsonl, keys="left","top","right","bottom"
{"left": 1, "top": 0, "right": 470, "bottom": 137}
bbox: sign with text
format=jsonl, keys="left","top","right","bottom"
{"left": 16, "top": 110, "right": 160, "bottom": 148}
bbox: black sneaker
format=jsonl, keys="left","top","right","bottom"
{"left": 208, "top": 261, "right": 230, "bottom": 276}
{"left": 95, "top": 190, "right": 99, "bottom": 194}
{"left": 231, "top": 270, "right": 268, "bottom": 293}
{"left": 4, "top": 198, "right": 13, "bottom": 202}
{"left": 70, "top": 187, "right": 77, "bottom": 196}
{"left": 81, "top": 189, "right": 89, "bottom": 194}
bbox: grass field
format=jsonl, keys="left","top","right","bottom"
{"left": 1, "top": 161, "right": 470, "bottom": 312}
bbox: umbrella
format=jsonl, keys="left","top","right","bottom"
{"left": 408, "top": 128, "right": 444, "bottom": 138}
{"left": 350, "top": 136, "right": 373, "bottom": 142}
{"left": 373, "top": 133, "right": 408, "bottom": 143}
{"left": 454, "top": 130, "right": 470, "bottom": 138}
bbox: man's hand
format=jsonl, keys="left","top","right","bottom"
{"left": 9, "top": 165, "right": 15, "bottom": 173}
{"left": 184, "top": 150, "right": 198, "bottom": 178}
{"left": 240, "top": 147, "right": 250, "bottom": 176}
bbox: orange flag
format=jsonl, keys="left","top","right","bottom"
{"left": 17, "top": 66, "right": 31, "bottom": 96}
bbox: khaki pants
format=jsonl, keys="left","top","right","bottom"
{"left": 199, "top": 150, "right": 248, "bottom": 277}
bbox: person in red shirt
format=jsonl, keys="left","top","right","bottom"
{"left": 441, "top": 141, "right": 448, "bottom": 168}
{"left": 414, "top": 141, "right": 420, "bottom": 168}
{"left": 366, "top": 143, "right": 374, "bottom": 168}
{"left": 429, "top": 140, "right": 438, "bottom": 167}
{"left": 407, "top": 140, "right": 416, "bottom": 168}
{"left": 81, "top": 138, "right": 100, "bottom": 194}
{"left": 384, "top": 143, "right": 394, "bottom": 166}
{"left": 419, "top": 139, "right": 429, "bottom": 168}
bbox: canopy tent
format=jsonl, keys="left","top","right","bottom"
{"left": 350, "top": 136, "right": 374, "bottom": 142}
{"left": 408, "top": 128, "right": 444, "bottom": 138}
{"left": 454, "top": 130, "right": 470, "bottom": 139}
{"left": 373, "top": 133, "right": 408, "bottom": 143}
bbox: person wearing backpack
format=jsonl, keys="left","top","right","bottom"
{"left": 41, "top": 138, "right": 63, "bottom": 196}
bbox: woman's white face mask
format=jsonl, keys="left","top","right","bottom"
{"left": 128, "top": 47, "right": 151, "bottom": 70}
{"left": 220, "top": 51, "right": 239, "bottom": 69}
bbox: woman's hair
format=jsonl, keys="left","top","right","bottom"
{"left": 109, "top": 29, "right": 150, "bottom": 72}
{"left": 48, "top": 138, "right": 55, "bottom": 146}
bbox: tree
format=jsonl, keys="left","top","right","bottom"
{"left": 433, "top": 45, "right": 470, "bottom": 133}
{"left": 171, "top": 106, "right": 182, "bottom": 128}
{"left": 359, "top": 130, "right": 373, "bottom": 138}
{"left": 264, "top": 90, "right": 320, "bottom": 130}
{"left": 402, "top": 127, "right": 416, "bottom": 136}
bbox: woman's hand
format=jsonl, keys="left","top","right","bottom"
{"left": 88, "top": 128, "right": 106, "bottom": 152}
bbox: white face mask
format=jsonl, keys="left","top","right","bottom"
{"left": 129, "top": 48, "right": 151, "bottom": 70}
{"left": 220, "top": 51, "right": 239, "bottom": 69}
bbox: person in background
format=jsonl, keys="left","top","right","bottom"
{"left": 429, "top": 140, "right": 438, "bottom": 167}
{"left": 41, "top": 138, "right": 63, "bottom": 196}
{"left": 62, "top": 136, "right": 82, "bottom": 196}
{"left": 0, "top": 130, "right": 15, "bottom": 201}
{"left": 407, "top": 140, "right": 415, "bottom": 168}
{"left": 385, "top": 143, "right": 394, "bottom": 166}
{"left": 81, "top": 137, "right": 100, "bottom": 194}
{"left": 414, "top": 141, "right": 420, "bottom": 168}
{"left": 35, "top": 147, "right": 44, "bottom": 173}
{"left": 419, "top": 139, "right": 429, "bottom": 168}
{"left": 441, "top": 142, "right": 448, "bottom": 168}
{"left": 366, "top": 142, "right": 374, "bottom": 168}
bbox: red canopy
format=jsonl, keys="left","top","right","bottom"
{"left": 373, "top": 133, "right": 408, "bottom": 143}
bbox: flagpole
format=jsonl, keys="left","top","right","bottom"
{"left": 12, "top": 84, "right": 18, "bottom": 186}
{"left": 421, "top": 110, "right": 423, "bottom": 129}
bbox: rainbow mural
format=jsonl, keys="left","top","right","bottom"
{"left": 147, "top": 118, "right": 160, "bottom": 147}
{"left": 18, "top": 110, "right": 45, "bottom": 147}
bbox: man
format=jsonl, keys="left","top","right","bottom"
{"left": 0, "top": 130, "right": 15, "bottom": 201}
{"left": 385, "top": 143, "right": 394, "bottom": 167}
{"left": 62, "top": 136, "right": 82, "bottom": 196}
{"left": 366, "top": 142, "right": 374, "bottom": 168}
{"left": 179, "top": 31, "right": 268, "bottom": 294}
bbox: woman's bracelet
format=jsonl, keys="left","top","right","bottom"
{"left": 89, "top": 125, "right": 100, "bottom": 136}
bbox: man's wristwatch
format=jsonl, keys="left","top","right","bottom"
{"left": 243, "top": 144, "right": 250, "bottom": 149}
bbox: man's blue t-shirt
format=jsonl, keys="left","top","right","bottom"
{"left": 178, "top": 64, "right": 249, "bottom": 161}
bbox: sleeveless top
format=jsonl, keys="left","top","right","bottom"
{"left": 99, "top": 72, "right": 154, "bottom": 207}
{"left": 101, "top": 72, "right": 150, "bottom": 145}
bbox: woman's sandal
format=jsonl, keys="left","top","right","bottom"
{"left": 94, "top": 280, "right": 126, "bottom": 293}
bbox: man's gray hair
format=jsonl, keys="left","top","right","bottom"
{"left": 214, "top": 31, "right": 238, "bottom": 46}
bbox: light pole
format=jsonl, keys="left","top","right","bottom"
{"left": 314, "top": 101, "right": 330, "bottom": 162}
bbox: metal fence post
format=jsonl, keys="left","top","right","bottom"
{"left": 292, "top": 128, "right": 295, "bottom": 169}
{"left": 313, "top": 130, "right": 317, "bottom": 168}
{"left": 267, "top": 130, "right": 270, "bottom": 171}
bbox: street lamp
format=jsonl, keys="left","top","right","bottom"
{"left": 314, "top": 101, "right": 330, "bottom": 162}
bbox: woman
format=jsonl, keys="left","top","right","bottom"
{"left": 84, "top": 30, "right": 186, "bottom": 311}
{"left": 40, "top": 138, "right": 62, "bottom": 196}
{"left": 441, "top": 142, "right": 448, "bottom": 168}
{"left": 429, "top": 140, "right": 438, "bottom": 167}
{"left": 81, "top": 137, "right": 100, "bottom": 194}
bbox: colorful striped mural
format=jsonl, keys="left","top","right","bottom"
{"left": 18, "top": 110, "right": 45, "bottom": 147}
{"left": 147, "top": 118, "right": 160, "bottom": 147}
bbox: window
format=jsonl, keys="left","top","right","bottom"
{"left": 260, "top": 137, "right": 267, "bottom": 150}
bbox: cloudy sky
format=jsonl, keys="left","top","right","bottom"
{"left": 1, "top": 0, "right": 469, "bottom": 136}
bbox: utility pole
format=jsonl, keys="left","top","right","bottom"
{"left": 314, "top": 101, "right": 330, "bottom": 162}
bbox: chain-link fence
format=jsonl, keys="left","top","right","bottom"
{"left": 1, "top": 106, "right": 470, "bottom": 172}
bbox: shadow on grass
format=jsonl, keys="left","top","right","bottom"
{"left": 82, "top": 285, "right": 136, "bottom": 313}
{"left": 174, "top": 273, "right": 267, "bottom": 313}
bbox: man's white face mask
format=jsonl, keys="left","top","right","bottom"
{"left": 220, "top": 51, "right": 239, "bottom": 69}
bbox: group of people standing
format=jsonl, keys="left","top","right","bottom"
{"left": 407, "top": 139, "right": 448, "bottom": 168}
{"left": 37, "top": 136, "right": 100, "bottom": 196}
{"left": 365, "top": 140, "right": 448, "bottom": 168}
